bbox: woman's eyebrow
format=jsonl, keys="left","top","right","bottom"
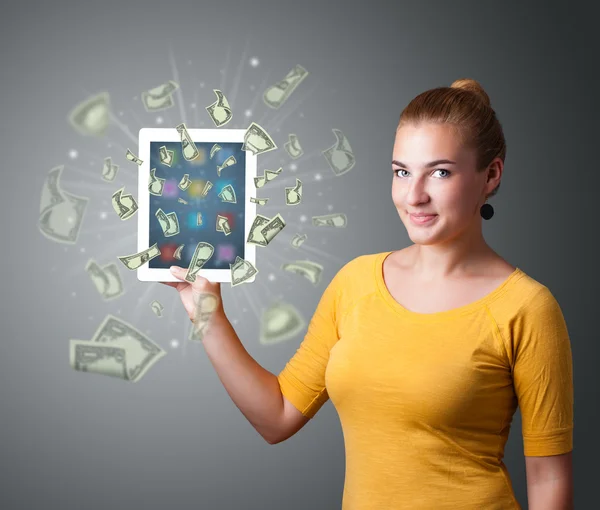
{"left": 392, "top": 159, "right": 457, "bottom": 167}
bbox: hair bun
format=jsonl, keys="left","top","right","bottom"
{"left": 450, "top": 78, "right": 491, "bottom": 108}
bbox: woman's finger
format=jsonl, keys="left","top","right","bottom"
{"left": 169, "top": 266, "right": 188, "bottom": 280}
{"left": 159, "top": 281, "right": 179, "bottom": 288}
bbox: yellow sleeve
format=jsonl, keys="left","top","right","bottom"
{"left": 276, "top": 267, "right": 346, "bottom": 419}
{"left": 512, "top": 286, "right": 574, "bottom": 456}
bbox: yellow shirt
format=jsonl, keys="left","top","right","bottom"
{"left": 277, "top": 251, "right": 574, "bottom": 510}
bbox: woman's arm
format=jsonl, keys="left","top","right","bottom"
{"left": 526, "top": 451, "right": 573, "bottom": 510}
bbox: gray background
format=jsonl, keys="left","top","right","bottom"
{"left": 1, "top": 0, "right": 596, "bottom": 508}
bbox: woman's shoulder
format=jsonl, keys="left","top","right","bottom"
{"left": 338, "top": 251, "right": 389, "bottom": 276}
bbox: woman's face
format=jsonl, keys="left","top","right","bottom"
{"left": 391, "top": 122, "right": 496, "bottom": 245}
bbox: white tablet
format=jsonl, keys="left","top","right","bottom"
{"left": 136, "top": 127, "right": 257, "bottom": 283}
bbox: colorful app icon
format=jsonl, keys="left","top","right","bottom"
{"left": 159, "top": 243, "right": 179, "bottom": 262}
{"left": 217, "top": 243, "right": 236, "bottom": 262}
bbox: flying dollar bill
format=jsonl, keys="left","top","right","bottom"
{"left": 159, "top": 145, "right": 174, "bottom": 166}
{"left": 118, "top": 243, "right": 161, "bottom": 270}
{"left": 112, "top": 187, "right": 138, "bottom": 220}
{"left": 209, "top": 144, "right": 221, "bottom": 159}
{"left": 246, "top": 213, "right": 286, "bottom": 246}
{"left": 69, "top": 341, "right": 128, "bottom": 380}
{"left": 250, "top": 197, "right": 269, "bottom": 205}
{"left": 38, "top": 190, "right": 89, "bottom": 245}
{"left": 178, "top": 173, "right": 191, "bottom": 191}
{"left": 323, "top": 128, "right": 355, "bottom": 176}
{"left": 216, "top": 155, "right": 236, "bottom": 176}
{"left": 263, "top": 65, "right": 309, "bottom": 109}
{"left": 148, "top": 168, "right": 165, "bottom": 196}
{"left": 141, "top": 80, "right": 179, "bottom": 112}
{"left": 173, "top": 244, "right": 184, "bottom": 260}
{"left": 285, "top": 178, "right": 302, "bottom": 205}
{"left": 39, "top": 166, "right": 67, "bottom": 216}
{"left": 85, "top": 259, "right": 124, "bottom": 300}
{"left": 150, "top": 300, "right": 164, "bottom": 317}
{"left": 126, "top": 149, "right": 143, "bottom": 166}
{"left": 70, "top": 314, "right": 166, "bottom": 382}
{"left": 206, "top": 89, "right": 233, "bottom": 127}
{"left": 189, "top": 324, "right": 202, "bottom": 342}
{"left": 230, "top": 257, "right": 258, "bottom": 286}
{"left": 176, "top": 123, "right": 199, "bottom": 160}
{"left": 68, "top": 91, "right": 110, "bottom": 137}
{"left": 260, "top": 213, "right": 286, "bottom": 245}
{"left": 190, "top": 292, "right": 220, "bottom": 341}
{"left": 38, "top": 165, "right": 90, "bottom": 244}
{"left": 290, "top": 233, "right": 307, "bottom": 248}
{"left": 281, "top": 260, "right": 324, "bottom": 286}
{"left": 201, "top": 181, "right": 213, "bottom": 197}
{"left": 242, "top": 122, "right": 277, "bottom": 155}
{"left": 185, "top": 242, "right": 215, "bottom": 282}
{"left": 246, "top": 214, "right": 271, "bottom": 246}
{"left": 284, "top": 134, "right": 303, "bottom": 159}
{"left": 177, "top": 198, "right": 188, "bottom": 205}
{"left": 312, "top": 213, "right": 347, "bottom": 228}
{"left": 155, "top": 208, "right": 180, "bottom": 237}
{"left": 216, "top": 215, "right": 231, "bottom": 235}
{"left": 218, "top": 184, "right": 237, "bottom": 203}
{"left": 254, "top": 167, "right": 282, "bottom": 188}
{"left": 102, "top": 157, "right": 119, "bottom": 181}
{"left": 259, "top": 301, "right": 306, "bottom": 345}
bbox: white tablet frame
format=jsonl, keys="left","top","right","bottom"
{"left": 136, "top": 127, "right": 257, "bottom": 283}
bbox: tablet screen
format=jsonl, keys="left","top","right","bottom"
{"left": 147, "top": 140, "right": 246, "bottom": 270}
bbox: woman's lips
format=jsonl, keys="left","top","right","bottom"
{"left": 410, "top": 214, "right": 437, "bottom": 225}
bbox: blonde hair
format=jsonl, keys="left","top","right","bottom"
{"left": 398, "top": 78, "right": 506, "bottom": 198}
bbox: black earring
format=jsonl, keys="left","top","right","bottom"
{"left": 480, "top": 203, "right": 494, "bottom": 220}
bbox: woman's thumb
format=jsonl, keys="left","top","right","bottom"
{"left": 170, "top": 266, "right": 220, "bottom": 291}
{"left": 170, "top": 265, "right": 186, "bottom": 278}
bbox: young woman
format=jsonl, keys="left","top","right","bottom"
{"left": 164, "top": 79, "right": 574, "bottom": 509}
